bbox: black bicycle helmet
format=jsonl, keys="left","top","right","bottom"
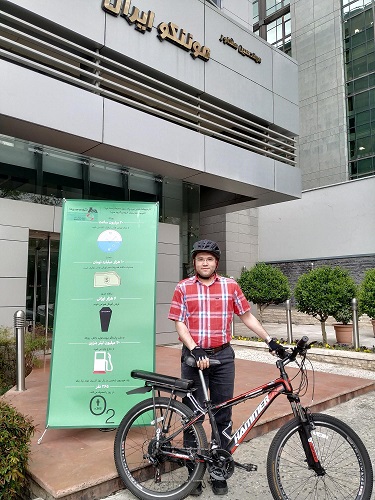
{"left": 191, "top": 239, "right": 221, "bottom": 260}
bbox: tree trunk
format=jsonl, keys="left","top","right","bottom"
{"left": 320, "top": 321, "right": 327, "bottom": 345}
{"left": 258, "top": 304, "right": 263, "bottom": 324}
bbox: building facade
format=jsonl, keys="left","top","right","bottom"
{"left": 252, "top": 0, "right": 375, "bottom": 288}
{"left": 199, "top": 0, "right": 375, "bottom": 310}
{"left": 0, "top": 0, "right": 300, "bottom": 340}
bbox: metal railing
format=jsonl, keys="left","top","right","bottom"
{"left": 285, "top": 298, "right": 361, "bottom": 347}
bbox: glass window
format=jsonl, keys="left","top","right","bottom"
{"left": 0, "top": 164, "right": 37, "bottom": 197}
{"left": 354, "top": 91, "right": 369, "bottom": 111}
{"left": 356, "top": 109, "right": 370, "bottom": 125}
{"left": 351, "top": 29, "right": 367, "bottom": 47}
{"left": 267, "top": 21, "right": 277, "bottom": 44}
{"left": 357, "top": 157, "right": 373, "bottom": 175}
{"left": 343, "top": 1, "right": 375, "bottom": 179}
{"left": 266, "top": 0, "right": 290, "bottom": 16}
{"left": 356, "top": 134, "right": 372, "bottom": 155}
{"left": 42, "top": 151, "right": 83, "bottom": 200}
{"left": 253, "top": 0, "right": 259, "bottom": 23}
{"left": 352, "top": 55, "right": 368, "bottom": 77}
{"left": 90, "top": 162, "right": 126, "bottom": 201}
{"left": 253, "top": 0, "right": 292, "bottom": 55}
{"left": 207, "top": 0, "right": 221, "bottom": 7}
{"left": 350, "top": 43, "right": 367, "bottom": 61}
{"left": 356, "top": 123, "right": 371, "bottom": 137}
{"left": 0, "top": 136, "right": 38, "bottom": 197}
{"left": 368, "top": 49, "right": 375, "bottom": 71}
{"left": 353, "top": 75, "right": 368, "bottom": 92}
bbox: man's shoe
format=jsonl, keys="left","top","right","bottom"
{"left": 211, "top": 479, "right": 228, "bottom": 495}
{"left": 189, "top": 481, "right": 203, "bottom": 496}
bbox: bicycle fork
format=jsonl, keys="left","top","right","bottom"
{"left": 289, "top": 397, "right": 325, "bottom": 476}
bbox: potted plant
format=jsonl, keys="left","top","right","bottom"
{"left": 358, "top": 268, "right": 375, "bottom": 336}
{"left": 237, "top": 262, "right": 291, "bottom": 323}
{"left": 294, "top": 266, "right": 357, "bottom": 345}
{"left": 332, "top": 304, "right": 355, "bottom": 344}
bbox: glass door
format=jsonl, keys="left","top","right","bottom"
{"left": 26, "top": 233, "right": 59, "bottom": 337}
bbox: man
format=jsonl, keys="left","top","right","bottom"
{"left": 168, "top": 239, "right": 281, "bottom": 496}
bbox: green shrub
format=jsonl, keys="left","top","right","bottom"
{"left": 358, "top": 268, "right": 375, "bottom": 319}
{"left": 294, "top": 266, "right": 357, "bottom": 344}
{"left": 238, "top": 262, "right": 291, "bottom": 323}
{"left": 0, "top": 400, "right": 35, "bottom": 499}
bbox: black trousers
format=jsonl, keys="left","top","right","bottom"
{"left": 181, "top": 344, "right": 235, "bottom": 449}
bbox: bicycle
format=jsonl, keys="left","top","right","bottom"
{"left": 114, "top": 336, "right": 374, "bottom": 500}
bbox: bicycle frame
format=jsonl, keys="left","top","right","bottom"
{"left": 170, "top": 353, "right": 324, "bottom": 476}
{"left": 183, "top": 361, "right": 296, "bottom": 455}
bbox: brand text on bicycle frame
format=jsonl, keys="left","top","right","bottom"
{"left": 232, "top": 394, "right": 270, "bottom": 446}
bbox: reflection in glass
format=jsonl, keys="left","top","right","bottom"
{"left": 343, "top": 1, "right": 375, "bottom": 178}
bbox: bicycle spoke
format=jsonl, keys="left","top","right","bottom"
{"left": 267, "top": 414, "right": 373, "bottom": 500}
{"left": 114, "top": 397, "right": 207, "bottom": 500}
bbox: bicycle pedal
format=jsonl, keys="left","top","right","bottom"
{"left": 234, "top": 461, "right": 258, "bottom": 472}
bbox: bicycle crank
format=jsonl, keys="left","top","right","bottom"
{"left": 208, "top": 449, "right": 235, "bottom": 480}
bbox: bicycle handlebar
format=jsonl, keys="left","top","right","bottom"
{"left": 185, "top": 336, "right": 311, "bottom": 369}
{"left": 278, "top": 335, "right": 310, "bottom": 364}
{"left": 185, "top": 355, "right": 221, "bottom": 368}
{"left": 296, "top": 335, "right": 309, "bottom": 351}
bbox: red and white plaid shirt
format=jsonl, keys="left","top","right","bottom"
{"left": 168, "top": 274, "right": 250, "bottom": 348}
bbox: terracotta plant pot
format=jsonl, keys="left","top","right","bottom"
{"left": 333, "top": 323, "right": 353, "bottom": 344}
{"left": 372, "top": 319, "right": 375, "bottom": 337}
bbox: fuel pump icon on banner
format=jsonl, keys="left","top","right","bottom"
{"left": 93, "top": 351, "right": 113, "bottom": 374}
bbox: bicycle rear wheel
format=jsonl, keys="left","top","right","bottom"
{"left": 267, "top": 413, "right": 373, "bottom": 500}
{"left": 114, "top": 396, "right": 207, "bottom": 500}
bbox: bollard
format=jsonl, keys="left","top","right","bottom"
{"left": 352, "top": 298, "right": 360, "bottom": 349}
{"left": 14, "top": 310, "right": 26, "bottom": 391}
{"left": 286, "top": 299, "right": 293, "bottom": 344}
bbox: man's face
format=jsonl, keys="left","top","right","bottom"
{"left": 194, "top": 251, "right": 217, "bottom": 278}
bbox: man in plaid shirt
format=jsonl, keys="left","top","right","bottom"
{"left": 168, "top": 239, "right": 280, "bottom": 496}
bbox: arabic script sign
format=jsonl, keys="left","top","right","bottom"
{"left": 102, "top": 0, "right": 211, "bottom": 61}
{"left": 157, "top": 22, "right": 210, "bottom": 61}
{"left": 219, "top": 34, "right": 261, "bottom": 64}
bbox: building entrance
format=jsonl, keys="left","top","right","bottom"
{"left": 26, "top": 232, "right": 59, "bottom": 335}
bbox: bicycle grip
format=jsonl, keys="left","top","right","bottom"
{"left": 296, "top": 336, "right": 309, "bottom": 350}
{"left": 185, "top": 356, "right": 221, "bottom": 368}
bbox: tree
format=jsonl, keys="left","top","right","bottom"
{"left": 294, "top": 266, "right": 357, "bottom": 344}
{"left": 237, "top": 262, "right": 291, "bottom": 323}
{"left": 358, "top": 268, "right": 375, "bottom": 320}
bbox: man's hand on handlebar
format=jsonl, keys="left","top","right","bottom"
{"left": 191, "top": 346, "right": 210, "bottom": 370}
{"left": 268, "top": 339, "right": 288, "bottom": 359}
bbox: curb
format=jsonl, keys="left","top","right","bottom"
{"left": 231, "top": 340, "right": 375, "bottom": 371}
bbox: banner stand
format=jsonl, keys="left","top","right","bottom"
{"left": 46, "top": 200, "right": 158, "bottom": 429}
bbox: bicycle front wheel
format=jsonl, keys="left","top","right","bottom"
{"left": 114, "top": 396, "right": 207, "bottom": 500}
{"left": 267, "top": 413, "right": 373, "bottom": 500}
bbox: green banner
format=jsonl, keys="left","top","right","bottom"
{"left": 46, "top": 200, "right": 158, "bottom": 428}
